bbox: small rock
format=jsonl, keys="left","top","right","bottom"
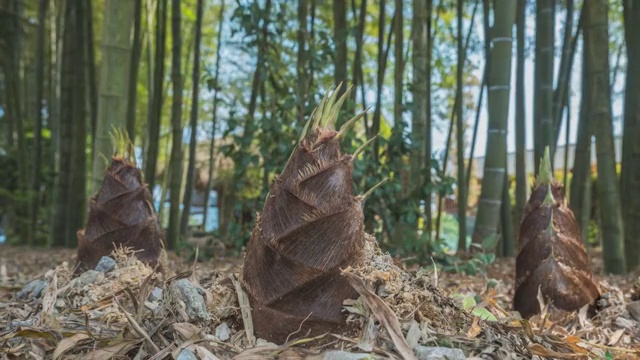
{"left": 17, "top": 279, "right": 48, "bottom": 300}
{"left": 44, "top": 269, "right": 55, "bottom": 280}
{"left": 626, "top": 301, "right": 640, "bottom": 322}
{"left": 148, "top": 287, "right": 163, "bottom": 302}
{"left": 75, "top": 270, "right": 104, "bottom": 287}
{"left": 55, "top": 299, "right": 66, "bottom": 308}
{"left": 170, "top": 279, "right": 209, "bottom": 321}
{"left": 405, "top": 320, "right": 422, "bottom": 349}
{"left": 377, "top": 284, "right": 393, "bottom": 297}
{"left": 255, "top": 338, "right": 277, "bottom": 347}
{"left": 32, "top": 280, "right": 49, "bottom": 298}
{"left": 415, "top": 346, "right": 465, "bottom": 360}
{"left": 320, "top": 350, "right": 379, "bottom": 360}
{"left": 615, "top": 316, "right": 636, "bottom": 330}
{"left": 8, "top": 318, "right": 35, "bottom": 329}
{"left": 95, "top": 256, "right": 116, "bottom": 273}
{"left": 176, "top": 348, "right": 198, "bottom": 360}
{"left": 215, "top": 323, "right": 231, "bottom": 341}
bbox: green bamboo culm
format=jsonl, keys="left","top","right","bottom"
{"left": 472, "top": 0, "right": 517, "bottom": 246}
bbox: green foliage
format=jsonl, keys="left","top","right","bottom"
{"left": 428, "top": 219, "right": 497, "bottom": 275}
{"left": 364, "top": 149, "right": 456, "bottom": 257}
{"left": 1, "top": 130, "right": 55, "bottom": 245}
{"left": 0, "top": 151, "right": 18, "bottom": 196}
{"left": 587, "top": 219, "right": 599, "bottom": 246}
{"left": 444, "top": 251, "right": 496, "bottom": 276}
{"left": 175, "top": 0, "right": 484, "bottom": 261}
{"left": 433, "top": 213, "right": 464, "bottom": 253}
{"left": 452, "top": 293, "right": 497, "bottom": 321}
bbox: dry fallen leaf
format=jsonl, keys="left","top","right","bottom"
{"left": 193, "top": 345, "right": 222, "bottom": 360}
{"left": 342, "top": 270, "right": 418, "bottom": 360}
{"left": 608, "top": 329, "right": 625, "bottom": 346}
{"left": 233, "top": 277, "right": 256, "bottom": 347}
{"left": 52, "top": 333, "right": 90, "bottom": 360}
{"left": 527, "top": 343, "right": 586, "bottom": 359}
{"left": 80, "top": 339, "right": 142, "bottom": 360}
{"left": 2, "top": 235, "right": 639, "bottom": 359}
{"left": 466, "top": 317, "right": 482, "bottom": 338}
{"left": 173, "top": 322, "right": 203, "bottom": 341}
{"left": 232, "top": 344, "right": 281, "bottom": 360}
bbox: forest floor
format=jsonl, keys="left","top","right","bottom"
{"left": 1, "top": 245, "right": 639, "bottom": 359}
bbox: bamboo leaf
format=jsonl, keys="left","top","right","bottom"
{"left": 52, "top": 333, "right": 90, "bottom": 360}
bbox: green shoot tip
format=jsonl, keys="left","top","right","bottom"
{"left": 311, "top": 83, "right": 354, "bottom": 131}
{"left": 358, "top": 177, "right": 388, "bottom": 203}
{"left": 109, "top": 126, "right": 135, "bottom": 165}
{"left": 542, "top": 183, "right": 555, "bottom": 206}
{"left": 352, "top": 134, "right": 378, "bottom": 160}
{"left": 538, "top": 146, "right": 553, "bottom": 185}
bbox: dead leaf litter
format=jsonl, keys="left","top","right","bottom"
{"left": 1, "top": 244, "right": 639, "bottom": 359}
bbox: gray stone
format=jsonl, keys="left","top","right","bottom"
{"left": 615, "top": 316, "right": 636, "bottom": 330}
{"left": 148, "top": 287, "right": 163, "bottom": 302}
{"left": 75, "top": 270, "right": 104, "bottom": 287}
{"left": 8, "top": 318, "right": 36, "bottom": 329}
{"left": 215, "top": 322, "right": 231, "bottom": 341}
{"left": 405, "top": 320, "right": 421, "bottom": 349}
{"left": 255, "top": 338, "right": 276, "bottom": 347}
{"left": 31, "top": 279, "right": 48, "bottom": 298}
{"left": 176, "top": 348, "right": 198, "bottom": 360}
{"left": 415, "top": 346, "right": 465, "bottom": 360}
{"left": 377, "top": 284, "right": 393, "bottom": 297}
{"left": 319, "top": 350, "right": 379, "bottom": 359}
{"left": 170, "top": 279, "right": 209, "bottom": 321}
{"left": 626, "top": 301, "right": 640, "bottom": 323}
{"left": 17, "top": 279, "right": 48, "bottom": 300}
{"left": 95, "top": 256, "right": 116, "bottom": 273}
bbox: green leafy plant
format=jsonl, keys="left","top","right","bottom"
{"left": 452, "top": 293, "right": 498, "bottom": 321}
{"left": 428, "top": 221, "right": 497, "bottom": 275}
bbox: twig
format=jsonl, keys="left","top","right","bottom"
{"left": 123, "top": 287, "right": 140, "bottom": 315}
{"left": 204, "top": 335, "right": 243, "bottom": 353}
{"left": 329, "top": 333, "right": 395, "bottom": 358}
{"left": 232, "top": 276, "right": 256, "bottom": 347}
{"left": 286, "top": 332, "right": 329, "bottom": 347}
{"left": 137, "top": 273, "right": 156, "bottom": 322}
{"left": 285, "top": 312, "right": 313, "bottom": 344}
{"left": 147, "top": 316, "right": 171, "bottom": 338}
{"left": 115, "top": 298, "right": 161, "bottom": 354}
{"left": 171, "top": 338, "right": 200, "bottom": 359}
{"left": 148, "top": 342, "right": 175, "bottom": 360}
